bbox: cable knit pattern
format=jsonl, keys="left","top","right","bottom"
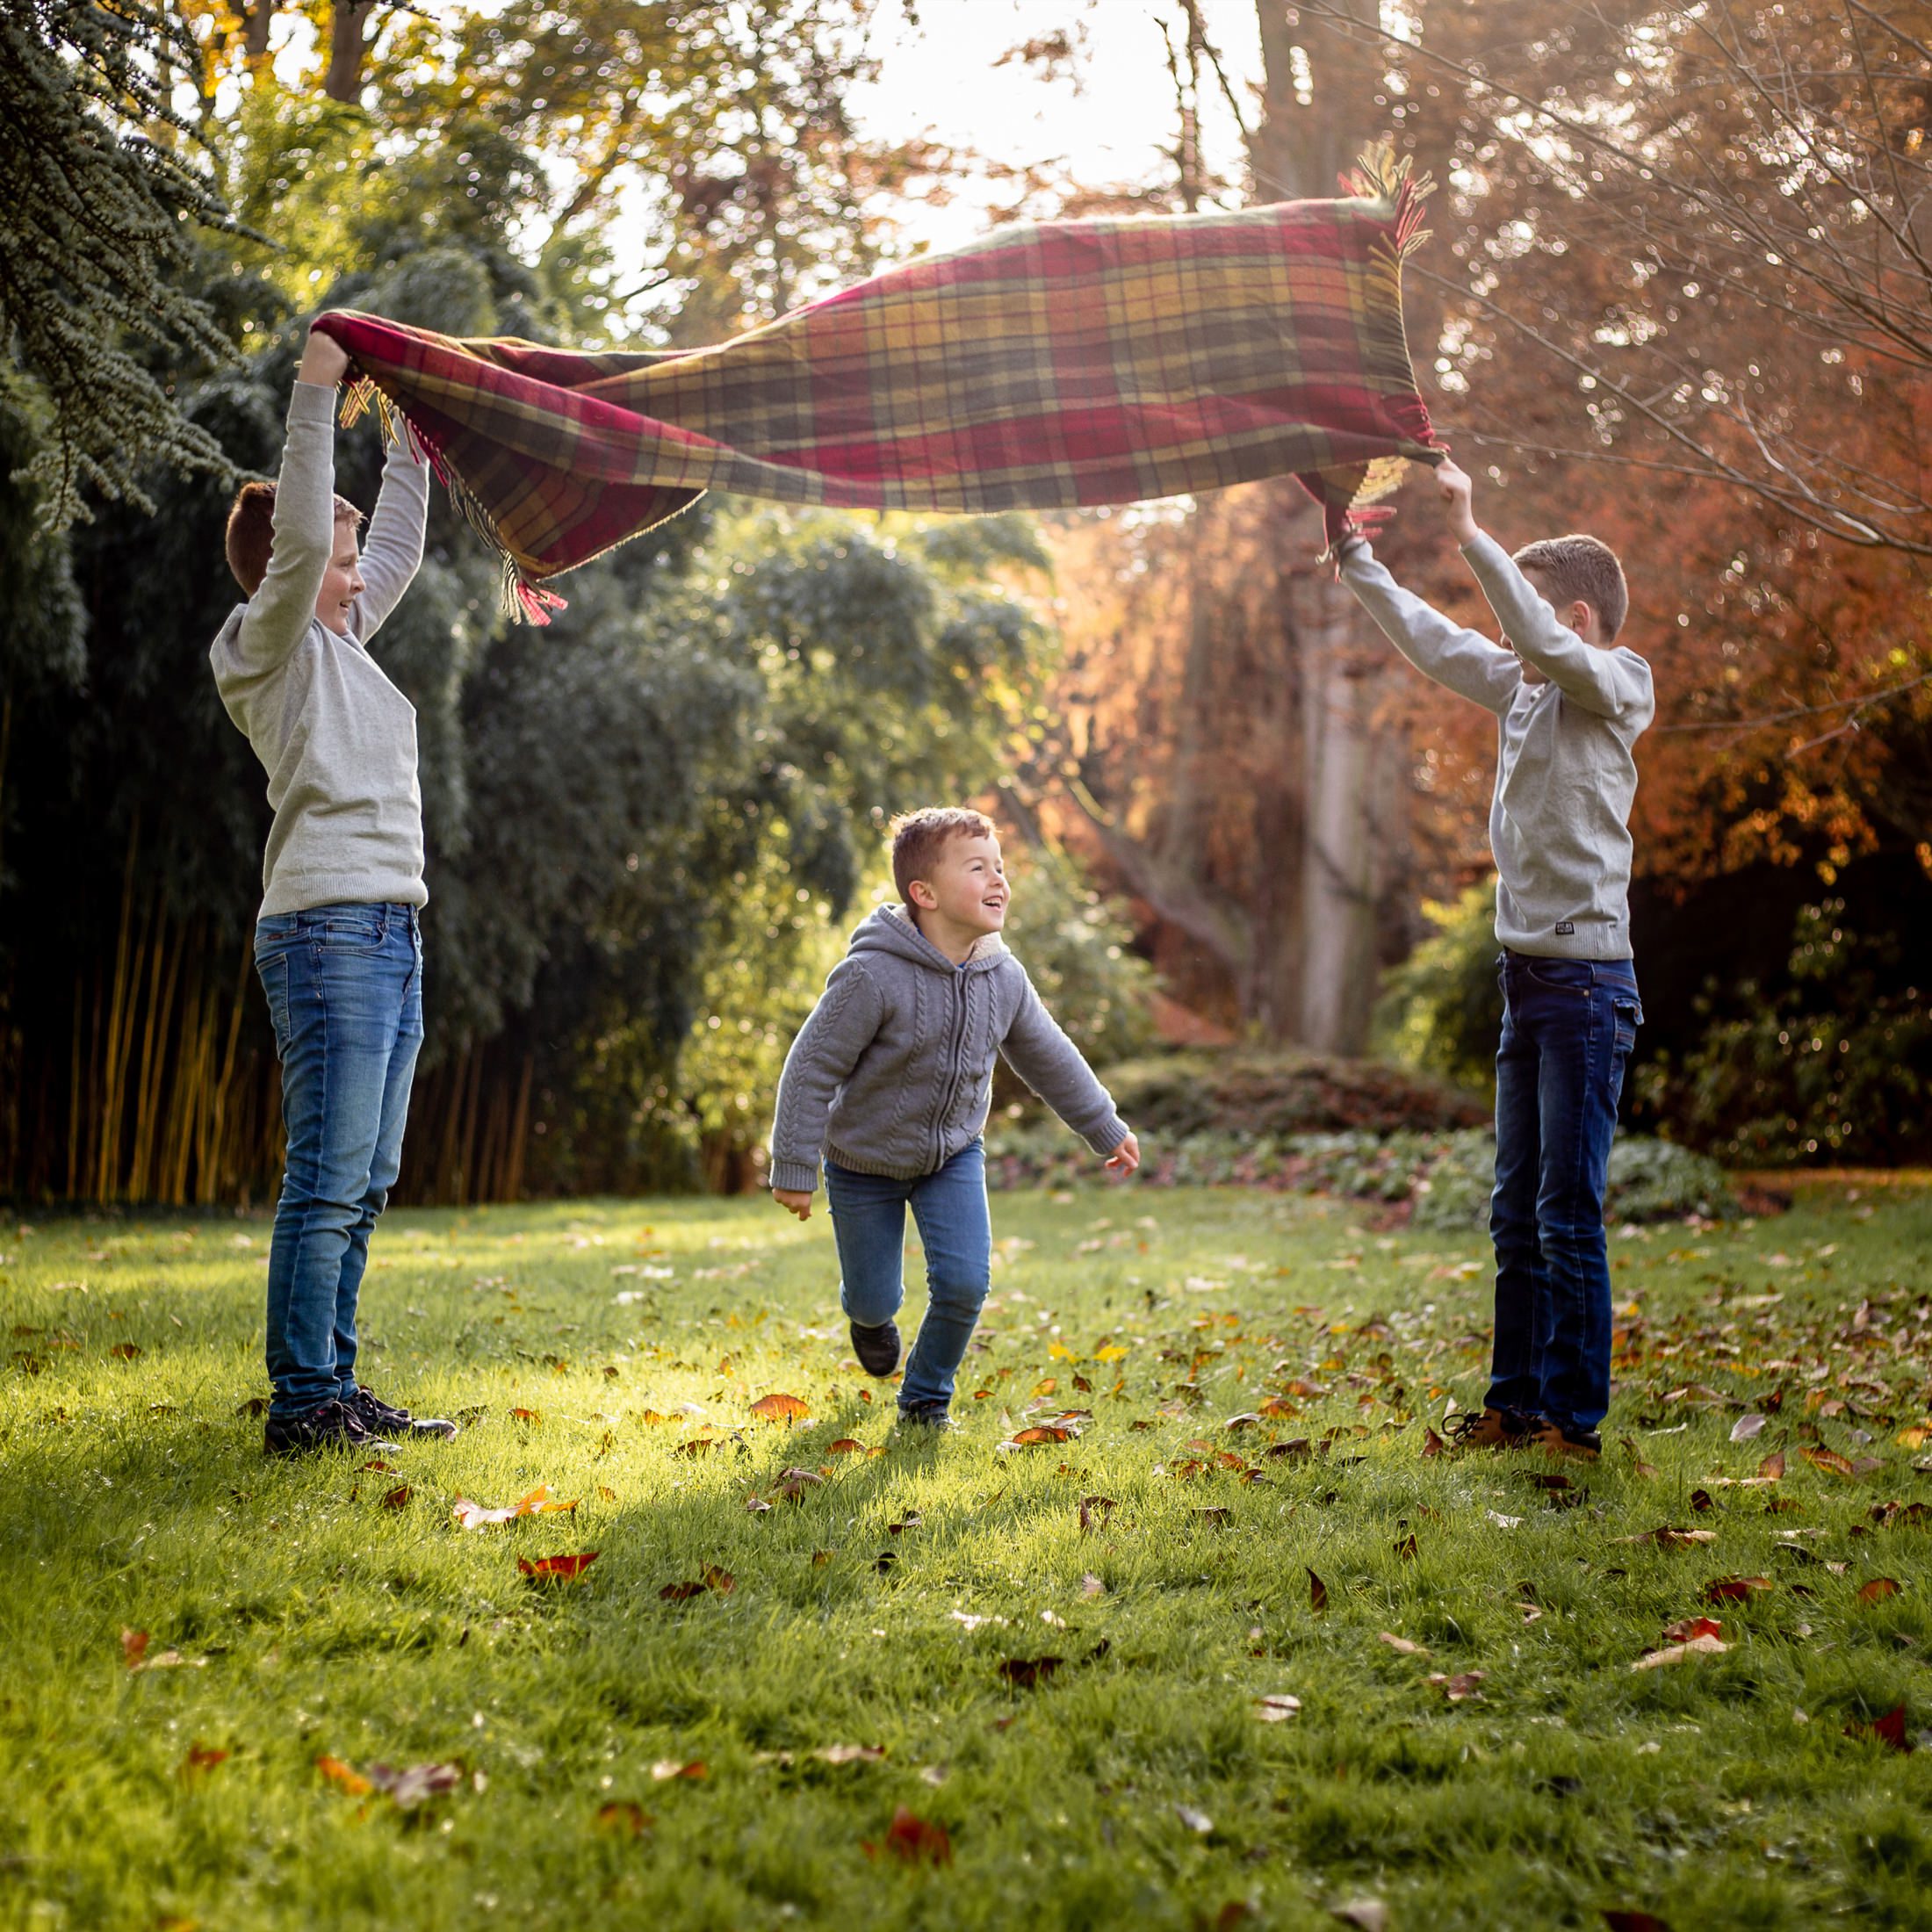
{"left": 768, "top": 905, "right": 1128, "bottom": 1193}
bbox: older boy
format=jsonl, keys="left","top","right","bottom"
{"left": 1338, "top": 459, "right": 1654, "bottom": 1461}
{"left": 211, "top": 323, "right": 456, "bottom": 1456}
{"left": 769, "top": 809, "right": 1141, "bottom": 1429}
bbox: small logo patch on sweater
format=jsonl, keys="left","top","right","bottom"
{"left": 1554, "top": 921, "right": 1575, "bottom": 935}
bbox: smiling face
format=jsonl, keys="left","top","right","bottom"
{"left": 907, "top": 831, "right": 1009, "bottom": 943}
{"left": 314, "top": 515, "right": 365, "bottom": 636}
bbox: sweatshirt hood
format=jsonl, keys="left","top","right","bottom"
{"left": 849, "top": 905, "right": 1009, "bottom": 973}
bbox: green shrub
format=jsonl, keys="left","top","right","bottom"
{"left": 1372, "top": 880, "right": 1504, "bottom": 1096}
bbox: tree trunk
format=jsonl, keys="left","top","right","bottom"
{"left": 242, "top": 0, "right": 276, "bottom": 61}
{"left": 324, "top": 0, "right": 378, "bottom": 104}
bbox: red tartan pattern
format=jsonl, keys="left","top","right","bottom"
{"left": 317, "top": 152, "right": 1439, "bottom": 621}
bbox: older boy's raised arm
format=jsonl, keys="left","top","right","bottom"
{"left": 768, "top": 959, "right": 884, "bottom": 1197}
{"left": 351, "top": 423, "right": 430, "bottom": 644}
{"left": 998, "top": 971, "right": 1131, "bottom": 1157}
{"left": 233, "top": 329, "right": 350, "bottom": 674}
{"left": 1460, "top": 535, "right": 1654, "bottom": 724}
{"left": 1338, "top": 538, "right": 1522, "bottom": 714}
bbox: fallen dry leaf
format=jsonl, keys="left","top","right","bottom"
{"left": 650, "top": 1759, "right": 708, "bottom": 1782}
{"left": 1758, "top": 1451, "right": 1786, "bottom": 1481}
{"left": 865, "top": 1804, "right": 953, "bottom": 1866}
{"left": 380, "top": 1484, "right": 411, "bottom": 1510}
{"left": 1618, "top": 1526, "right": 1717, "bottom": 1547}
{"left": 1631, "top": 1634, "right": 1729, "bottom": 1670}
{"left": 1393, "top": 1532, "right": 1418, "bottom": 1561}
{"left": 1426, "top": 1670, "right": 1486, "bottom": 1702}
{"left": 1856, "top": 1576, "right": 1902, "bottom": 1604}
{"left": 749, "top": 1392, "right": 811, "bottom": 1424}
{"left": 1702, "top": 1576, "right": 1772, "bottom": 1604}
{"left": 998, "top": 1655, "right": 1063, "bottom": 1690}
{"left": 1253, "top": 1694, "right": 1302, "bottom": 1722}
{"left": 451, "top": 1485, "right": 577, "bottom": 1531}
{"left": 1308, "top": 1568, "right": 1329, "bottom": 1613}
{"left": 364, "top": 1762, "right": 464, "bottom": 1810}
{"left": 121, "top": 1628, "right": 148, "bottom": 1669}
{"left": 1662, "top": 1617, "right": 1724, "bottom": 1643}
{"left": 1421, "top": 1426, "right": 1445, "bottom": 1458}
{"left": 1330, "top": 1901, "right": 1389, "bottom": 1932}
{"left": 316, "top": 1754, "right": 373, "bottom": 1796}
{"left": 178, "top": 1743, "right": 229, "bottom": 1778}
{"left": 1378, "top": 1632, "right": 1429, "bottom": 1656}
{"left": 1602, "top": 1913, "right": 1672, "bottom": 1932}
{"left": 508, "top": 1407, "right": 542, "bottom": 1424}
{"left": 595, "top": 1799, "right": 651, "bottom": 1837}
{"left": 774, "top": 1467, "right": 825, "bottom": 1503}
{"left": 518, "top": 1551, "right": 600, "bottom": 1581}
{"left": 110, "top": 1343, "right": 141, "bottom": 1360}
{"left": 1080, "top": 1572, "right": 1106, "bottom": 1598}
{"left": 1844, "top": 1705, "right": 1912, "bottom": 1752}
{"left": 827, "top": 1438, "right": 865, "bottom": 1454}
{"left": 1801, "top": 1445, "right": 1856, "bottom": 1477}
{"left": 1006, "top": 1425, "right": 1076, "bottom": 1447}
{"left": 1078, "top": 1495, "right": 1117, "bottom": 1532}
{"left": 1729, "top": 1414, "right": 1767, "bottom": 1443}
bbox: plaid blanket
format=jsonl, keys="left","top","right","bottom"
{"left": 318, "top": 151, "right": 1438, "bottom": 622}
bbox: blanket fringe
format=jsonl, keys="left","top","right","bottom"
{"left": 339, "top": 376, "right": 569, "bottom": 626}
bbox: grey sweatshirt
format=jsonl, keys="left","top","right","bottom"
{"left": 210, "top": 381, "right": 431, "bottom": 919}
{"left": 768, "top": 905, "right": 1130, "bottom": 1193}
{"left": 1342, "top": 531, "right": 1654, "bottom": 960}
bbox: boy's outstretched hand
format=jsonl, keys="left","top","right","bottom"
{"left": 1435, "top": 457, "right": 1481, "bottom": 547}
{"left": 297, "top": 324, "right": 351, "bottom": 390}
{"left": 773, "top": 1187, "right": 814, "bottom": 1221}
{"left": 1105, "top": 1130, "right": 1142, "bottom": 1178}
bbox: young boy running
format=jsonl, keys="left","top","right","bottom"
{"left": 1338, "top": 458, "right": 1654, "bottom": 1462}
{"left": 211, "top": 323, "right": 457, "bottom": 1457}
{"left": 768, "top": 809, "right": 1141, "bottom": 1429}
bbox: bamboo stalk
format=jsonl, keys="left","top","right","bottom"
{"left": 95, "top": 822, "right": 144, "bottom": 1200}
{"left": 504, "top": 1052, "right": 533, "bottom": 1201}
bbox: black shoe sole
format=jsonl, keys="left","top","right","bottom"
{"left": 850, "top": 1321, "right": 902, "bottom": 1377}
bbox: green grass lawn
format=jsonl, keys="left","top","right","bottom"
{"left": 4, "top": 1182, "right": 1931, "bottom": 1932}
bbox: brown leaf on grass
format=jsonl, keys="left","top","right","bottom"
{"left": 1729, "top": 1414, "right": 1767, "bottom": 1443}
{"left": 597, "top": 1486, "right": 616, "bottom": 1502}
{"left": 1393, "top": 1533, "right": 1418, "bottom": 1561}
{"left": 639, "top": 1409, "right": 669, "bottom": 1425}
{"left": 235, "top": 1396, "right": 268, "bottom": 1418}
{"left": 1844, "top": 1705, "right": 1912, "bottom": 1752}
{"left": 381, "top": 1484, "right": 412, "bottom": 1510}
{"left": 998, "top": 1655, "right": 1063, "bottom": 1689}
{"left": 1689, "top": 1489, "right": 1715, "bottom": 1514}
{"left": 1259, "top": 1396, "right": 1301, "bottom": 1418}
{"left": 1193, "top": 1506, "right": 1233, "bottom": 1527}
{"left": 1898, "top": 1426, "right": 1929, "bottom": 1450}
{"left": 178, "top": 1743, "right": 229, "bottom": 1779}
{"left": 1284, "top": 1380, "right": 1330, "bottom": 1399}
{"left": 749, "top": 1392, "right": 811, "bottom": 1424}
{"left": 110, "top": 1343, "right": 141, "bottom": 1360}
{"left": 1223, "top": 1411, "right": 1263, "bottom": 1431}
{"left": 1378, "top": 1633, "right": 1430, "bottom": 1656}
{"left": 774, "top": 1467, "right": 825, "bottom": 1503}
{"left": 1080, "top": 1572, "right": 1106, "bottom": 1599}
{"left": 864, "top": 1805, "right": 953, "bottom": 1866}
{"left": 1802, "top": 1445, "right": 1856, "bottom": 1477}
{"left": 1007, "top": 1425, "right": 1075, "bottom": 1446}
{"left": 316, "top": 1754, "right": 373, "bottom": 1796}
{"left": 1856, "top": 1576, "right": 1902, "bottom": 1604}
{"left": 660, "top": 1581, "right": 705, "bottom": 1602}
{"left": 1618, "top": 1437, "right": 1660, "bottom": 1480}
{"left": 1308, "top": 1568, "right": 1329, "bottom": 1613}
{"left": 452, "top": 1485, "right": 578, "bottom": 1531}
{"left": 595, "top": 1799, "right": 651, "bottom": 1836}
{"left": 674, "top": 1438, "right": 717, "bottom": 1460}
{"left": 1425, "top": 1671, "right": 1486, "bottom": 1701}
{"left": 811, "top": 1549, "right": 831, "bottom": 1566}
{"left": 1253, "top": 1694, "right": 1302, "bottom": 1722}
{"left": 1078, "top": 1495, "right": 1117, "bottom": 1532}
{"left": 1602, "top": 1913, "right": 1673, "bottom": 1932}
{"left": 1662, "top": 1617, "right": 1725, "bottom": 1643}
{"left": 700, "top": 1563, "right": 736, "bottom": 1593}
{"left": 827, "top": 1438, "right": 865, "bottom": 1454}
{"left": 1330, "top": 1902, "right": 1389, "bottom": 1932}
{"left": 364, "top": 1762, "right": 464, "bottom": 1809}
{"left": 1631, "top": 1634, "right": 1729, "bottom": 1670}
{"left": 650, "top": 1759, "right": 707, "bottom": 1782}
{"left": 1758, "top": 1451, "right": 1786, "bottom": 1481}
{"left": 508, "top": 1407, "right": 542, "bottom": 1424}
{"left": 1618, "top": 1526, "right": 1717, "bottom": 1547}
{"left": 1421, "top": 1426, "right": 1445, "bottom": 1458}
{"left": 744, "top": 1497, "right": 773, "bottom": 1514}
{"left": 1703, "top": 1575, "right": 1772, "bottom": 1604}
{"left": 121, "top": 1628, "right": 149, "bottom": 1669}
{"left": 1267, "top": 1439, "right": 1313, "bottom": 1461}
{"left": 518, "top": 1551, "right": 600, "bottom": 1581}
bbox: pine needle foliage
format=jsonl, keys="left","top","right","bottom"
{"left": 0, "top": 0, "right": 239, "bottom": 523}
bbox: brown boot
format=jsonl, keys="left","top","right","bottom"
{"left": 1444, "top": 1406, "right": 1534, "bottom": 1454}
{"left": 1527, "top": 1417, "right": 1602, "bottom": 1463}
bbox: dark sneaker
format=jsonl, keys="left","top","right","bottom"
{"left": 1445, "top": 1406, "right": 1535, "bottom": 1454}
{"left": 850, "top": 1318, "right": 902, "bottom": 1377}
{"left": 896, "top": 1402, "right": 955, "bottom": 1433}
{"left": 263, "top": 1398, "right": 401, "bottom": 1459}
{"left": 1528, "top": 1417, "right": 1602, "bottom": 1463}
{"left": 350, "top": 1387, "right": 459, "bottom": 1441}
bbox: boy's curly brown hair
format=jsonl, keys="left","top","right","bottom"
{"left": 225, "top": 479, "right": 364, "bottom": 595}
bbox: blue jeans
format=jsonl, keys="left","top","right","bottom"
{"left": 825, "top": 1141, "right": 991, "bottom": 1414}
{"left": 1487, "top": 951, "right": 1641, "bottom": 1432}
{"left": 254, "top": 904, "right": 424, "bottom": 1418}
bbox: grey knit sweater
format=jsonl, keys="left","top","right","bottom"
{"left": 210, "top": 381, "right": 430, "bottom": 919}
{"left": 768, "top": 906, "right": 1130, "bottom": 1193}
{"left": 1342, "top": 531, "right": 1654, "bottom": 960}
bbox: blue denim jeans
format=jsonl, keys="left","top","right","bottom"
{"left": 825, "top": 1140, "right": 991, "bottom": 1415}
{"left": 254, "top": 904, "right": 424, "bottom": 1418}
{"left": 1488, "top": 951, "right": 1641, "bottom": 1432}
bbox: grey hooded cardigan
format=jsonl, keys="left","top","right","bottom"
{"left": 768, "top": 906, "right": 1129, "bottom": 1193}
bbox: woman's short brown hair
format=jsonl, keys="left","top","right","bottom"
{"left": 889, "top": 806, "right": 997, "bottom": 904}
{"left": 225, "top": 479, "right": 364, "bottom": 595}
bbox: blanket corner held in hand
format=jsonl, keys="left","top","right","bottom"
{"left": 315, "top": 146, "right": 1443, "bottom": 624}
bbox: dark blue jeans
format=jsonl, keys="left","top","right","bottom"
{"left": 1488, "top": 951, "right": 1641, "bottom": 1432}
{"left": 254, "top": 904, "right": 424, "bottom": 1418}
{"left": 825, "top": 1141, "right": 991, "bottom": 1415}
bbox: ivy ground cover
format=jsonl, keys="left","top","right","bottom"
{"left": 2, "top": 1183, "right": 1929, "bottom": 1930}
